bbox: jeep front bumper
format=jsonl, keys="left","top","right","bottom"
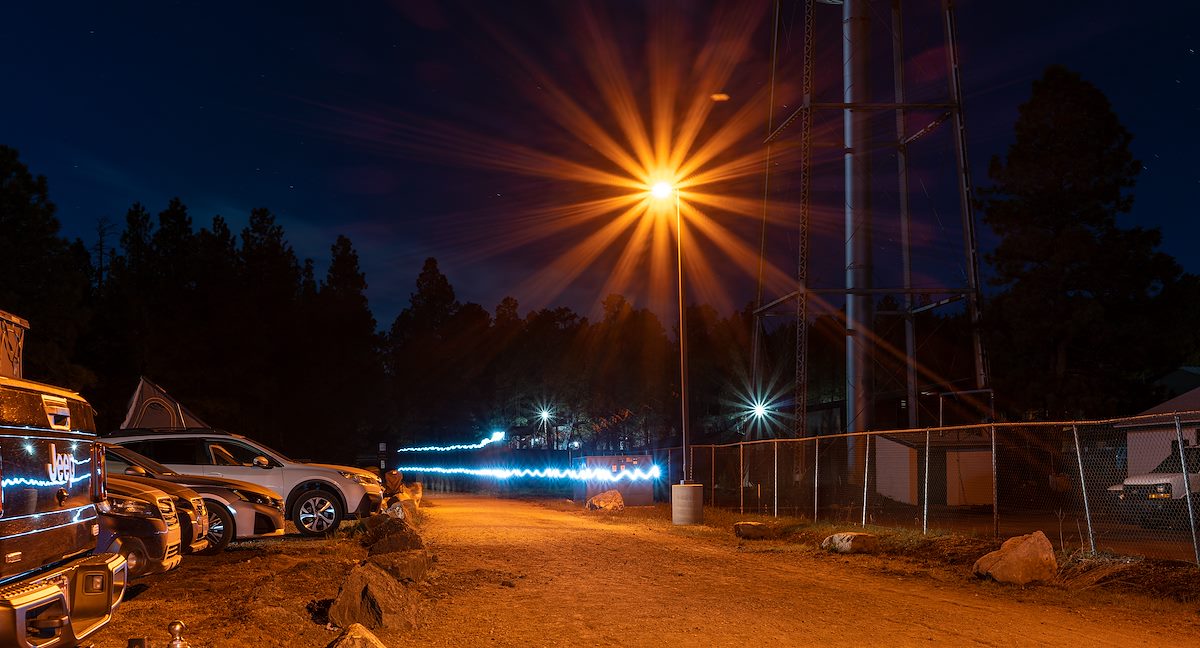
{"left": 0, "top": 552, "right": 127, "bottom": 648}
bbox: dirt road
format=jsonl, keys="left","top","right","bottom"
{"left": 410, "top": 495, "right": 1199, "bottom": 647}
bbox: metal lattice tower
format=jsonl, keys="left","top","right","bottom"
{"left": 753, "top": 0, "right": 989, "bottom": 438}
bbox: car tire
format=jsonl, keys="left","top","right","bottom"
{"left": 197, "top": 500, "right": 234, "bottom": 555}
{"left": 293, "top": 489, "right": 343, "bottom": 535}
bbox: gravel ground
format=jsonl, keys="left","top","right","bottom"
{"left": 92, "top": 495, "right": 1200, "bottom": 646}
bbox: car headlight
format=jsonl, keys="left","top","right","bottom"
{"left": 230, "top": 489, "right": 271, "bottom": 506}
{"left": 339, "top": 471, "right": 378, "bottom": 487}
{"left": 98, "top": 495, "right": 158, "bottom": 518}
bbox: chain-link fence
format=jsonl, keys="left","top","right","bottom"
{"left": 655, "top": 411, "right": 1200, "bottom": 563}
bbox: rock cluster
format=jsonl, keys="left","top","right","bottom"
{"left": 328, "top": 514, "right": 433, "bottom": 633}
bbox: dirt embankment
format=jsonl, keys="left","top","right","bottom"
{"left": 95, "top": 496, "right": 1200, "bottom": 647}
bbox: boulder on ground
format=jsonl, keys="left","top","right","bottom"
{"left": 383, "top": 500, "right": 408, "bottom": 521}
{"left": 585, "top": 489, "right": 624, "bottom": 511}
{"left": 325, "top": 623, "right": 388, "bottom": 648}
{"left": 972, "top": 530, "right": 1057, "bottom": 586}
{"left": 733, "top": 521, "right": 775, "bottom": 540}
{"left": 329, "top": 563, "right": 417, "bottom": 631}
{"left": 361, "top": 516, "right": 423, "bottom": 556}
{"left": 368, "top": 549, "right": 432, "bottom": 583}
{"left": 820, "top": 532, "right": 879, "bottom": 554}
{"left": 383, "top": 469, "right": 405, "bottom": 496}
{"left": 403, "top": 482, "right": 423, "bottom": 508}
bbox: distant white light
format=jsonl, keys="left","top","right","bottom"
{"left": 651, "top": 182, "right": 673, "bottom": 199}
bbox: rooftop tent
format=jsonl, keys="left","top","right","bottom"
{"left": 120, "top": 376, "right": 212, "bottom": 429}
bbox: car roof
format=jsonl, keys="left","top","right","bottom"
{"left": 106, "top": 427, "right": 243, "bottom": 440}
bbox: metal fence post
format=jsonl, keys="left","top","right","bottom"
{"left": 813, "top": 439, "right": 820, "bottom": 522}
{"left": 991, "top": 424, "right": 998, "bottom": 538}
{"left": 922, "top": 429, "right": 930, "bottom": 534}
{"left": 1071, "top": 425, "right": 1096, "bottom": 554}
{"left": 773, "top": 440, "right": 779, "bottom": 518}
{"left": 739, "top": 444, "right": 744, "bottom": 514}
{"left": 668, "top": 448, "right": 673, "bottom": 486}
{"left": 1174, "top": 415, "right": 1200, "bottom": 565}
{"left": 689, "top": 445, "right": 694, "bottom": 483}
{"left": 711, "top": 446, "right": 716, "bottom": 507}
{"left": 861, "top": 435, "right": 870, "bottom": 527}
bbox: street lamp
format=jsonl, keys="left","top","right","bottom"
{"left": 651, "top": 181, "right": 702, "bottom": 525}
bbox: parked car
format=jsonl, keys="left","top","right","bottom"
{"left": 1117, "top": 443, "right": 1200, "bottom": 527}
{"left": 107, "top": 428, "right": 384, "bottom": 535}
{"left": 111, "top": 474, "right": 209, "bottom": 555}
{"left": 0, "top": 373, "right": 128, "bottom": 647}
{"left": 97, "top": 477, "right": 184, "bottom": 577}
{"left": 102, "top": 442, "right": 285, "bottom": 554}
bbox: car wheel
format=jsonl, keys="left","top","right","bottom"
{"left": 197, "top": 501, "right": 234, "bottom": 555}
{"left": 293, "top": 489, "right": 343, "bottom": 535}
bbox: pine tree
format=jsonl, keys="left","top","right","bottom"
{"left": 981, "top": 65, "right": 1196, "bottom": 417}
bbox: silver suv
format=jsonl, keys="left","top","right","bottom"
{"left": 107, "top": 428, "right": 383, "bottom": 535}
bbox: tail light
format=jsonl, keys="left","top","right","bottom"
{"left": 91, "top": 442, "right": 106, "bottom": 502}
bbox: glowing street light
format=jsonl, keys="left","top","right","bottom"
{"left": 539, "top": 409, "right": 552, "bottom": 422}
{"left": 650, "top": 181, "right": 700, "bottom": 524}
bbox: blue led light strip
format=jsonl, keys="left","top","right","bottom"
{"left": 2, "top": 473, "right": 92, "bottom": 488}
{"left": 397, "top": 431, "right": 506, "bottom": 453}
{"left": 395, "top": 464, "right": 661, "bottom": 482}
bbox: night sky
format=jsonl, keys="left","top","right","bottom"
{"left": 2, "top": 1, "right": 1197, "bottom": 327}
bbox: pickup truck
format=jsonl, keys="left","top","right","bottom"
{"left": 1118, "top": 443, "right": 1200, "bottom": 528}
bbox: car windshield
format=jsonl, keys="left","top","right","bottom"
{"left": 1151, "top": 448, "right": 1200, "bottom": 474}
{"left": 108, "top": 445, "right": 178, "bottom": 476}
{"left": 238, "top": 437, "right": 293, "bottom": 463}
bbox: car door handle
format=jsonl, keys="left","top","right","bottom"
{"left": 210, "top": 472, "right": 223, "bottom": 477}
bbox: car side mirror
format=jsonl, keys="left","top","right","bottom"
{"left": 253, "top": 456, "right": 271, "bottom": 469}
{"left": 124, "top": 466, "right": 148, "bottom": 477}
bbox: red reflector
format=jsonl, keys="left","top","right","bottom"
{"left": 91, "top": 443, "right": 106, "bottom": 502}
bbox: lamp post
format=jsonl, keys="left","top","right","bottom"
{"left": 652, "top": 181, "right": 703, "bottom": 524}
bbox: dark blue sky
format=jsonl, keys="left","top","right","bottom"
{"left": 1, "top": 1, "right": 1196, "bottom": 327}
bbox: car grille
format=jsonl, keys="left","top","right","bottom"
{"left": 1124, "top": 485, "right": 1154, "bottom": 500}
{"left": 157, "top": 497, "right": 179, "bottom": 526}
{"left": 191, "top": 498, "right": 207, "bottom": 518}
{"left": 254, "top": 512, "right": 279, "bottom": 535}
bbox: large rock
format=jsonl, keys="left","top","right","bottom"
{"left": 820, "top": 532, "right": 879, "bottom": 554}
{"left": 329, "top": 563, "right": 417, "bottom": 631}
{"left": 361, "top": 516, "right": 423, "bottom": 556}
{"left": 325, "top": 623, "right": 388, "bottom": 648}
{"left": 733, "top": 522, "right": 774, "bottom": 540}
{"left": 585, "top": 489, "right": 624, "bottom": 511}
{"left": 972, "top": 530, "right": 1057, "bottom": 586}
{"left": 368, "top": 549, "right": 432, "bottom": 583}
{"left": 383, "top": 469, "right": 405, "bottom": 496}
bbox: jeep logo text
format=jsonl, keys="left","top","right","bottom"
{"left": 46, "top": 443, "right": 75, "bottom": 484}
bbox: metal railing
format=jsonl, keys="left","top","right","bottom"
{"left": 657, "top": 411, "right": 1200, "bottom": 564}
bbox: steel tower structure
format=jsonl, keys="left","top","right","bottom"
{"left": 753, "top": 0, "right": 989, "bottom": 440}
